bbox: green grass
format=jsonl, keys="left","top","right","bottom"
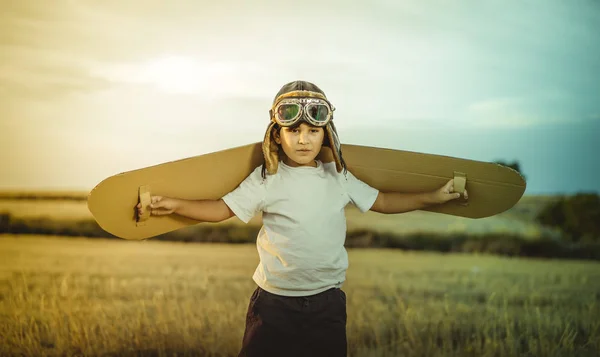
{"left": 1, "top": 235, "right": 598, "bottom": 356}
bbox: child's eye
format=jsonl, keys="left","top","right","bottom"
{"left": 311, "top": 129, "right": 320, "bottom": 133}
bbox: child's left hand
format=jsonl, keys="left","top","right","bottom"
{"left": 433, "top": 179, "right": 469, "bottom": 204}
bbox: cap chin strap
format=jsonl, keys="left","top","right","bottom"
{"left": 262, "top": 122, "right": 279, "bottom": 175}
{"left": 326, "top": 121, "right": 343, "bottom": 173}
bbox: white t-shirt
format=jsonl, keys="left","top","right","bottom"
{"left": 222, "top": 160, "right": 379, "bottom": 297}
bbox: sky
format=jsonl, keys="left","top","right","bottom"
{"left": 1, "top": 0, "right": 599, "bottom": 195}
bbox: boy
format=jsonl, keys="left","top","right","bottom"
{"left": 138, "top": 80, "right": 467, "bottom": 356}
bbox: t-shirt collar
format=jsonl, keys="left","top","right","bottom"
{"left": 280, "top": 159, "right": 324, "bottom": 173}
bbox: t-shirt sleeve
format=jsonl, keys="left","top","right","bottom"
{"left": 221, "top": 166, "right": 266, "bottom": 223}
{"left": 343, "top": 170, "right": 380, "bottom": 213}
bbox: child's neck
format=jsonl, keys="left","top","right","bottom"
{"left": 282, "top": 157, "right": 318, "bottom": 168}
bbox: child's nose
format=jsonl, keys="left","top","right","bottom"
{"left": 298, "top": 131, "right": 309, "bottom": 143}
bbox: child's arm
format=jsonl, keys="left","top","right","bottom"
{"left": 370, "top": 179, "right": 468, "bottom": 214}
{"left": 137, "top": 196, "right": 235, "bottom": 222}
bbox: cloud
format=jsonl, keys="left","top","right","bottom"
{"left": 0, "top": 53, "right": 113, "bottom": 100}
{"left": 0, "top": 1, "right": 117, "bottom": 99}
{"left": 0, "top": 1, "right": 82, "bottom": 49}
{"left": 467, "top": 99, "right": 542, "bottom": 128}
{"left": 588, "top": 113, "right": 600, "bottom": 121}
{"left": 464, "top": 87, "right": 596, "bottom": 128}
{"left": 2, "top": 0, "right": 599, "bottom": 120}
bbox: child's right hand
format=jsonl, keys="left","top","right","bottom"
{"left": 136, "top": 196, "right": 179, "bottom": 216}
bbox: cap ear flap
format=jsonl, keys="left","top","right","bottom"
{"left": 262, "top": 122, "right": 279, "bottom": 175}
{"left": 326, "top": 122, "right": 343, "bottom": 173}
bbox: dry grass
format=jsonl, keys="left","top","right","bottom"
{"left": 1, "top": 235, "right": 599, "bottom": 356}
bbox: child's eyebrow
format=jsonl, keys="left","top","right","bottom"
{"left": 284, "top": 126, "right": 321, "bottom": 131}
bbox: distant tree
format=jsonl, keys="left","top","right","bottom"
{"left": 494, "top": 160, "right": 526, "bottom": 181}
{"left": 0, "top": 213, "right": 9, "bottom": 232}
{"left": 536, "top": 193, "right": 600, "bottom": 243}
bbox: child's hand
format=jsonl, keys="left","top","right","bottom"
{"left": 136, "top": 196, "right": 179, "bottom": 216}
{"left": 433, "top": 179, "right": 469, "bottom": 204}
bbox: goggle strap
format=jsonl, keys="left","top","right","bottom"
{"left": 273, "top": 90, "right": 328, "bottom": 104}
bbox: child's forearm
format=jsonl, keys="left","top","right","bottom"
{"left": 381, "top": 191, "right": 437, "bottom": 214}
{"left": 174, "top": 199, "right": 233, "bottom": 222}
{"left": 372, "top": 179, "right": 464, "bottom": 214}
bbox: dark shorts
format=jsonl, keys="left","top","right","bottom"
{"left": 238, "top": 286, "right": 347, "bottom": 357}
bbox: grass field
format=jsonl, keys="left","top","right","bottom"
{"left": 0, "top": 195, "right": 563, "bottom": 239}
{"left": 1, "top": 235, "right": 598, "bottom": 356}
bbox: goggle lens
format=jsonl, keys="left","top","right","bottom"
{"left": 306, "top": 104, "right": 329, "bottom": 123}
{"left": 277, "top": 104, "right": 301, "bottom": 122}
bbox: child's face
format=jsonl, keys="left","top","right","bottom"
{"left": 274, "top": 122, "right": 325, "bottom": 168}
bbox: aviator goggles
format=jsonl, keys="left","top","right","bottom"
{"left": 272, "top": 97, "right": 335, "bottom": 127}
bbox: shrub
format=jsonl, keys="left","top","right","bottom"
{"left": 4, "top": 216, "right": 600, "bottom": 261}
{"left": 537, "top": 193, "right": 600, "bottom": 243}
{"left": 0, "top": 213, "right": 10, "bottom": 232}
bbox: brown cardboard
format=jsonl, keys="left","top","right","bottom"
{"left": 87, "top": 142, "right": 526, "bottom": 240}
{"left": 136, "top": 185, "right": 151, "bottom": 226}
